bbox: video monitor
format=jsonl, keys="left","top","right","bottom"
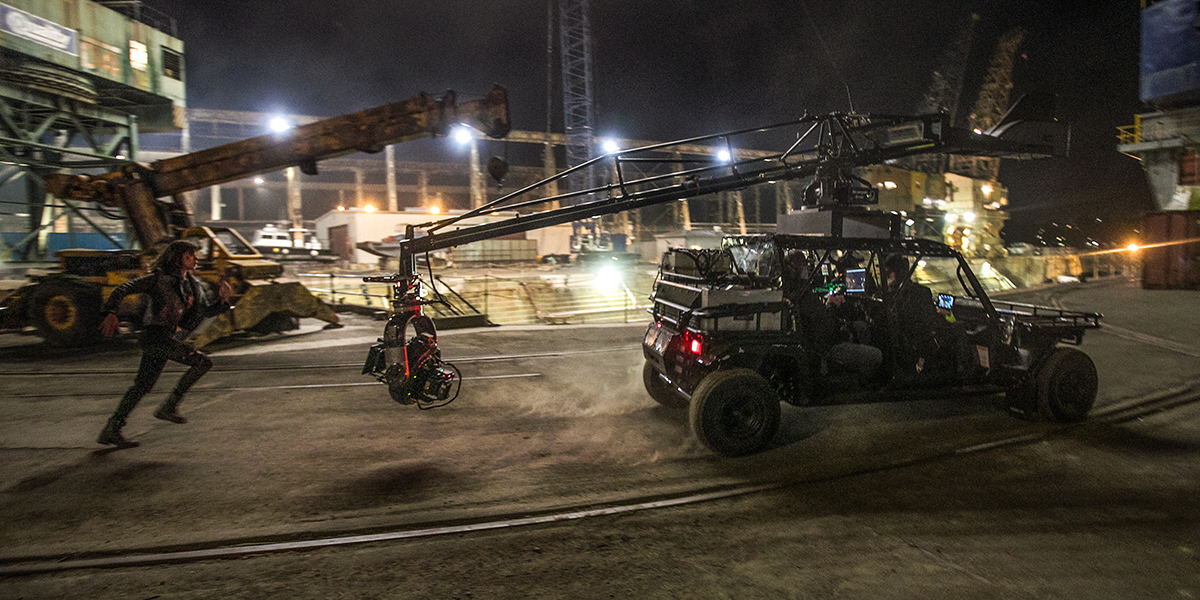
{"left": 844, "top": 268, "right": 867, "bottom": 294}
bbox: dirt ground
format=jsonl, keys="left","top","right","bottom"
{"left": 1, "top": 278, "right": 1198, "bottom": 598}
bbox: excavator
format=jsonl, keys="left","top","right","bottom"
{"left": 360, "top": 96, "right": 1070, "bottom": 409}
{"left": 0, "top": 86, "right": 510, "bottom": 348}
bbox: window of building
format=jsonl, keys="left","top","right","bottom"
{"left": 162, "top": 47, "right": 183, "bottom": 80}
{"left": 129, "top": 40, "right": 148, "bottom": 71}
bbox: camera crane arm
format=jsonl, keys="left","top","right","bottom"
{"left": 365, "top": 102, "right": 1067, "bottom": 407}
{"left": 396, "top": 109, "right": 1064, "bottom": 273}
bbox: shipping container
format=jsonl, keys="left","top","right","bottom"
{"left": 1142, "top": 210, "right": 1200, "bottom": 289}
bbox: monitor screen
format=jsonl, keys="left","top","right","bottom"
{"left": 844, "top": 268, "right": 866, "bottom": 293}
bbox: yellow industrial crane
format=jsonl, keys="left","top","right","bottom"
{"left": 0, "top": 86, "right": 510, "bottom": 348}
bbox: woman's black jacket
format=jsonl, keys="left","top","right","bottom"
{"left": 101, "top": 271, "right": 230, "bottom": 335}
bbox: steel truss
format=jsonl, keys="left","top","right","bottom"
{"left": 0, "top": 83, "right": 138, "bottom": 259}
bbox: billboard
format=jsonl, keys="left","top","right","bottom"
{"left": 0, "top": 2, "right": 78, "bottom": 56}
{"left": 1142, "top": 0, "right": 1200, "bottom": 106}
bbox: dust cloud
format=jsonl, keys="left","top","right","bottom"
{"left": 497, "top": 358, "right": 707, "bottom": 464}
{"left": 516, "top": 362, "right": 650, "bottom": 417}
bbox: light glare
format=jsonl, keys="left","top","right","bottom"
{"left": 595, "top": 265, "right": 622, "bottom": 292}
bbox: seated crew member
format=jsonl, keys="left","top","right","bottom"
{"left": 881, "top": 253, "right": 942, "bottom": 376}
{"left": 785, "top": 251, "right": 882, "bottom": 380}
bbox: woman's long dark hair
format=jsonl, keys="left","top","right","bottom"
{"left": 152, "top": 240, "right": 197, "bottom": 275}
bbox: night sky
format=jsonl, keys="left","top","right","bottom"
{"left": 147, "top": 0, "right": 1152, "bottom": 244}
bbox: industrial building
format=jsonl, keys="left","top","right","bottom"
{"left": 1118, "top": 0, "right": 1200, "bottom": 211}
{"left": 1116, "top": 0, "right": 1200, "bottom": 289}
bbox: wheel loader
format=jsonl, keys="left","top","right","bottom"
{"left": 0, "top": 86, "right": 510, "bottom": 347}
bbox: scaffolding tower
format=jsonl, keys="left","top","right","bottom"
{"left": 558, "top": 0, "right": 597, "bottom": 198}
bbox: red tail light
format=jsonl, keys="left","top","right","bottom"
{"left": 689, "top": 337, "right": 702, "bottom": 355}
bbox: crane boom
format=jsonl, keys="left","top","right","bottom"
{"left": 151, "top": 86, "right": 511, "bottom": 196}
{"left": 397, "top": 108, "right": 1064, "bottom": 263}
{"left": 41, "top": 86, "right": 509, "bottom": 252}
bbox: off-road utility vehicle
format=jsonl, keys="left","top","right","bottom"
{"left": 360, "top": 99, "right": 1073, "bottom": 417}
{"left": 643, "top": 233, "right": 1102, "bottom": 456}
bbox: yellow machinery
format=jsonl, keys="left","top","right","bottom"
{"left": 1, "top": 87, "right": 510, "bottom": 347}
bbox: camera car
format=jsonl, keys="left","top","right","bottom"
{"left": 643, "top": 233, "right": 1102, "bottom": 457}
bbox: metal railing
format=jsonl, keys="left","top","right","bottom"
{"left": 1118, "top": 113, "right": 1200, "bottom": 146}
{"left": 297, "top": 272, "right": 391, "bottom": 308}
{"left": 96, "top": 1, "right": 178, "bottom": 36}
{"left": 297, "top": 269, "right": 656, "bottom": 325}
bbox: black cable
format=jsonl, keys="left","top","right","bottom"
{"left": 424, "top": 251, "right": 451, "bottom": 308}
{"left": 94, "top": 204, "right": 125, "bottom": 220}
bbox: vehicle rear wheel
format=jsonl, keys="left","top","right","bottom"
{"left": 1036, "top": 347, "right": 1097, "bottom": 423}
{"left": 643, "top": 362, "right": 688, "bottom": 409}
{"left": 25, "top": 279, "right": 102, "bottom": 346}
{"left": 689, "top": 368, "right": 781, "bottom": 457}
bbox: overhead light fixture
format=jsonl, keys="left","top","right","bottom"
{"left": 269, "top": 117, "right": 291, "bottom": 133}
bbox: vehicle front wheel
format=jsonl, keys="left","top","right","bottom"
{"left": 689, "top": 368, "right": 781, "bottom": 457}
{"left": 1036, "top": 347, "right": 1098, "bottom": 423}
{"left": 643, "top": 362, "right": 688, "bottom": 409}
{"left": 26, "top": 279, "right": 102, "bottom": 347}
